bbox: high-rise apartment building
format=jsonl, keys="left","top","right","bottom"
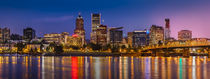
{"left": 74, "top": 13, "right": 85, "bottom": 46}
{"left": 90, "top": 13, "right": 101, "bottom": 44}
{"left": 23, "top": 27, "right": 36, "bottom": 41}
{"left": 107, "top": 27, "right": 123, "bottom": 46}
{"left": 127, "top": 30, "right": 149, "bottom": 47}
{"left": 149, "top": 25, "right": 164, "bottom": 45}
{"left": 132, "top": 30, "right": 149, "bottom": 47}
{"left": 0, "top": 27, "right": 10, "bottom": 42}
{"left": 95, "top": 25, "right": 107, "bottom": 45}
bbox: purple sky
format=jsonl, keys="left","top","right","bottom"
{"left": 0, "top": 0, "right": 210, "bottom": 39}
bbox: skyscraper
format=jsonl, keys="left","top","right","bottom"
{"left": 149, "top": 25, "right": 164, "bottom": 45}
{"left": 90, "top": 13, "right": 101, "bottom": 44}
{"left": 23, "top": 27, "right": 36, "bottom": 41}
{"left": 74, "top": 13, "right": 85, "bottom": 46}
{"left": 164, "top": 18, "right": 170, "bottom": 41}
{"left": 132, "top": 30, "right": 149, "bottom": 47}
{"left": 107, "top": 27, "right": 123, "bottom": 46}
{"left": 95, "top": 25, "right": 107, "bottom": 46}
{"left": 0, "top": 27, "right": 10, "bottom": 42}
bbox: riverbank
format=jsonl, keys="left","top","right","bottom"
{"left": 0, "top": 52, "right": 209, "bottom": 57}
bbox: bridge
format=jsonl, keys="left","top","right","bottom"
{"left": 141, "top": 40, "right": 210, "bottom": 57}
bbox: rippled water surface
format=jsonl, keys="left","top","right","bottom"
{"left": 0, "top": 56, "right": 209, "bottom": 79}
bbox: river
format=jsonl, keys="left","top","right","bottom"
{"left": 0, "top": 56, "right": 209, "bottom": 79}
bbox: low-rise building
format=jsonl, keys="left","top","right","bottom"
{"left": 44, "top": 32, "right": 69, "bottom": 44}
{"left": 65, "top": 34, "right": 82, "bottom": 47}
{"left": 178, "top": 30, "right": 192, "bottom": 41}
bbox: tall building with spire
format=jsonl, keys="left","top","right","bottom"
{"left": 74, "top": 13, "right": 85, "bottom": 46}
{"left": 90, "top": 13, "right": 101, "bottom": 44}
{"left": 164, "top": 18, "right": 170, "bottom": 41}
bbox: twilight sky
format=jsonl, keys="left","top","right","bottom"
{"left": 0, "top": 0, "right": 210, "bottom": 39}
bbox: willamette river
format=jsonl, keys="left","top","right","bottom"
{"left": 0, "top": 56, "right": 209, "bottom": 79}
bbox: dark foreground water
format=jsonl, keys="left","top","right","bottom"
{"left": 0, "top": 56, "right": 209, "bottom": 79}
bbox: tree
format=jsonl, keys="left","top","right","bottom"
{"left": 91, "top": 43, "right": 102, "bottom": 51}
{"left": 102, "top": 44, "right": 111, "bottom": 51}
{"left": 54, "top": 45, "right": 64, "bottom": 54}
{"left": 40, "top": 43, "right": 44, "bottom": 52}
{"left": 121, "top": 45, "right": 126, "bottom": 49}
{"left": 15, "top": 42, "right": 25, "bottom": 53}
{"left": 86, "top": 43, "right": 102, "bottom": 51}
{"left": 111, "top": 45, "right": 119, "bottom": 53}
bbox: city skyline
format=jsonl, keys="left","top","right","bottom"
{"left": 1, "top": 0, "right": 210, "bottom": 39}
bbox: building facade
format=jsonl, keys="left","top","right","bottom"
{"left": 65, "top": 34, "right": 82, "bottom": 47}
{"left": 0, "top": 27, "right": 10, "bottom": 42}
{"left": 149, "top": 25, "right": 164, "bottom": 45}
{"left": 178, "top": 30, "right": 192, "bottom": 40}
{"left": 23, "top": 27, "right": 36, "bottom": 41}
{"left": 107, "top": 27, "right": 123, "bottom": 46}
{"left": 44, "top": 32, "right": 69, "bottom": 44}
{"left": 95, "top": 25, "right": 107, "bottom": 45}
{"left": 164, "top": 18, "right": 171, "bottom": 41}
{"left": 74, "top": 13, "right": 85, "bottom": 46}
{"left": 127, "top": 32, "right": 133, "bottom": 47}
{"left": 132, "top": 30, "right": 149, "bottom": 47}
{"left": 90, "top": 13, "right": 101, "bottom": 44}
{"left": 10, "top": 34, "right": 22, "bottom": 40}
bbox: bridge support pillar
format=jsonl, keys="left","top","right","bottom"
{"left": 183, "top": 48, "right": 190, "bottom": 57}
{"left": 164, "top": 49, "right": 170, "bottom": 57}
{"left": 206, "top": 47, "right": 210, "bottom": 58}
{"left": 208, "top": 52, "right": 210, "bottom": 58}
{"left": 152, "top": 50, "right": 156, "bottom": 56}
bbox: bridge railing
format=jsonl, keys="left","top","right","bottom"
{"left": 142, "top": 41, "right": 210, "bottom": 50}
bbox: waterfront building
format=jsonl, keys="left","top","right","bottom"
{"left": 44, "top": 32, "right": 69, "bottom": 44}
{"left": 149, "top": 25, "right": 164, "bottom": 45}
{"left": 0, "top": 27, "right": 10, "bottom": 42}
{"left": 107, "top": 27, "right": 123, "bottom": 46}
{"left": 127, "top": 30, "right": 149, "bottom": 47}
{"left": 23, "top": 27, "right": 36, "bottom": 41}
{"left": 178, "top": 30, "right": 192, "bottom": 40}
{"left": 0, "top": 43, "right": 17, "bottom": 52}
{"left": 90, "top": 13, "right": 101, "bottom": 44}
{"left": 95, "top": 25, "right": 107, "bottom": 45}
{"left": 127, "top": 32, "right": 133, "bottom": 47}
{"left": 24, "top": 44, "right": 41, "bottom": 52}
{"left": 164, "top": 18, "right": 171, "bottom": 42}
{"left": 74, "top": 13, "right": 85, "bottom": 46}
{"left": 121, "top": 37, "right": 128, "bottom": 48}
{"left": 132, "top": 30, "right": 149, "bottom": 47}
{"left": 65, "top": 34, "right": 82, "bottom": 47}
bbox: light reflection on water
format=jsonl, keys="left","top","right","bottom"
{"left": 0, "top": 56, "right": 209, "bottom": 79}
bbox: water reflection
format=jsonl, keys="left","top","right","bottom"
{"left": 0, "top": 56, "right": 209, "bottom": 79}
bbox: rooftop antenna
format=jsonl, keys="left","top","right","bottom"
{"left": 102, "top": 19, "right": 104, "bottom": 23}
